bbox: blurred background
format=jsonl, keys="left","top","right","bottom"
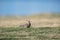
{"left": 0, "top": 0, "right": 60, "bottom": 27}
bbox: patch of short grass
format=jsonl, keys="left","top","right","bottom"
{"left": 0, "top": 27, "right": 60, "bottom": 40}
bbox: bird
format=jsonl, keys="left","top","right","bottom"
{"left": 19, "top": 20, "right": 31, "bottom": 28}
{"left": 25, "top": 20, "right": 31, "bottom": 28}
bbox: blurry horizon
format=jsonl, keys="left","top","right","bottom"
{"left": 0, "top": 0, "right": 60, "bottom": 16}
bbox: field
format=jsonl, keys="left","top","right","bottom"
{"left": 0, "top": 27, "right": 60, "bottom": 40}
{"left": 0, "top": 14, "right": 60, "bottom": 40}
{"left": 0, "top": 14, "right": 60, "bottom": 27}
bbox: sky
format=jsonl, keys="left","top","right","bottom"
{"left": 0, "top": 0, "right": 60, "bottom": 16}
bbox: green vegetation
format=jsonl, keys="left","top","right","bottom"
{"left": 0, "top": 27, "right": 60, "bottom": 40}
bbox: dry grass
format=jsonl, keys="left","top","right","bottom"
{"left": 0, "top": 14, "right": 60, "bottom": 40}
{"left": 0, "top": 14, "right": 60, "bottom": 28}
